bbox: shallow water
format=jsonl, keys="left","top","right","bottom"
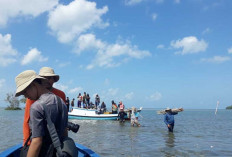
{"left": 0, "top": 108, "right": 232, "bottom": 156}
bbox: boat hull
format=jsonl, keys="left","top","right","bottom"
{"left": 0, "top": 143, "right": 99, "bottom": 157}
{"left": 68, "top": 107, "right": 143, "bottom": 120}
{"left": 68, "top": 108, "right": 118, "bottom": 120}
{"left": 68, "top": 115, "right": 118, "bottom": 120}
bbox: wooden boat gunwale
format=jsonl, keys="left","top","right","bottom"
{"left": 0, "top": 143, "right": 99, "bottom": 157}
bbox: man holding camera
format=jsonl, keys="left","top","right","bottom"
{"left": 23, "top": 67, "right": 67, "bottom": 146}
{"left": 15, "top": 70, "right": 68, "bottom": 156}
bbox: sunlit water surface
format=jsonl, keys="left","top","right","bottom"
{"left": 0, "top": 108, "right": 231, "bottom": 156}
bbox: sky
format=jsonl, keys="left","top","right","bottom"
{"left": 0, "top": 0, "right": 232, "bottom": 109}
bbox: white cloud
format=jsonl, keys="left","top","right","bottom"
{"left": 228, "top": 47, "right": 232, "bottom": 54}
{"left": 104, "top": 78, "right": 110, "bottom": 86}
{"left": 157, "top": 44, "right": 164, "bottom": 49}
{"left": 0, "top": 79, "right": 6, "bottom": 88}
{"left": 21, "top": 48, "right": 48, "bottom": 65}
{"left": 125, "top": 0, "right": 143, "bottom": 6}
{"left": 99, "top": 88, "right": 120, "bottom": 103}
{"left": 152, "top": 13, "right": 158, "bottom": 21}
{"left": 69, "top": 87, "right": 83, "bottom": 94}
{"left": 0, "top": 0, "right": 58, "bottom": 27}
{"left": 202, "top": 28, "right": 211, "bottom": 35}
{"left": 174, "top": 0, "right": 180, "bottom": 4}
{"left": 74, "top": 33, "right": 105, "bottom": 55}
{"left": 108, "top": 88, "right": 119, "bottom": 96}
{"left": 125, "top": 92, "right": 134, "bottom": 100}
{"left": 203, "top": 2, "right": 222, "bottom": 11}
{"left": 75, "top": 34, "right": 151, "bottom": 69}
{"left": 200, "top": 56, "right": 230, "bottom": 64}
{"left": 0, "top": 34, "right": 18, "bottom": 66}
{"left": 171, "top": 36, "right": 208, "bottom": 55}
{"left": 47, "top": 0, "right": 109, "bottom": 43}
{"left": 156, "top": 0, "right": 164, "bottom": 4}
{"left": 149, "top": 92, "right": 162, "bottom": 101}
{"left": 53, "top": 83, "right": 68, "bottom": 92}
{"left": 58, "top": 62, "right": 70, "bottom": 67}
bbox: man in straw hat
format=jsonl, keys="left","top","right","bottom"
{"left": 15, "top": 70, "right": 68, "bottom": 156}
{"left": 164, "top": 107, "right": 178, "bottom": 132}
{"left": 23, "top": 67, "right": 66, "bottom": 146}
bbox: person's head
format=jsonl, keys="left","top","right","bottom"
{"left": 165, "top": 107, "right": 171, "bottom": 112}
{"left": 67, "top": 97, "right": 69, "bottom": 99}
{"left": 132, "top": 106, "right": 135, "bottom": 112}
{"left": 15, "top": 70, "right": 48, "bottom": 100}
{"left": 111, "top": 100, "right": 114, "bottom": 104}
{"left": 79, "top": 93, "right": 81, "bottom": 96}
{"left": 39, "top": 67, "right": 59, "bottom": 89}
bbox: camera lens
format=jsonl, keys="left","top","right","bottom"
{"left": 67, "top": 122, "right": 80, "bottom": 133}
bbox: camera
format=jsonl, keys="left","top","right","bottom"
{"left": 67, "top": 122, "right": 80, "bottom": 133}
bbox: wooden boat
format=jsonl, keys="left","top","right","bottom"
{"left": 68, "top": 107, "right": 142, "bottom": 120}
{"left": 0, "top": 143, "right": 99, "bottom": 157}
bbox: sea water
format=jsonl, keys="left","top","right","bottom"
{"left": 0, "top": 108, "right": 232, "bottom": 156}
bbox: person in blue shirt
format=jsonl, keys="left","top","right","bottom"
{"left": 164, "top": 108, "right": 178, "bottom": 132}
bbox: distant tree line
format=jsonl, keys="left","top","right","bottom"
{"left": 4, "top": 93, "right": 25, "bottom": 110}
{"left": 226, "top": 105, "right": 232, "bottom": 110}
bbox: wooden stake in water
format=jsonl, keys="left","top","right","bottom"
{"left": 215, "top": 101, "right": 219, "bottom": 115}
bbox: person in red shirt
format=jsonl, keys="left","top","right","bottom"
{"left": 23, "top": 67, "right": 66, "bottom": 146}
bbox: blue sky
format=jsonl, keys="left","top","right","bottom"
{"left": 0, "top": 0, "right": 232, "bottom": 109}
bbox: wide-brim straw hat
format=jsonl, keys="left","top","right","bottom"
{"left": 39, "top": 67, "right": 59, "bottom": 82}
{"left": 15, "top": 70, "right": 46, "bottom": 97}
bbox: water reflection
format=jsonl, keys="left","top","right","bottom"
{"left": 161, "top": 132, "right": 176, "bottom": 157}
{"left": 166, "top": 132, "right": 175, "bottom": 148}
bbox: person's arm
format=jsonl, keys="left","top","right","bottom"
{"left": 164, "top": 114, "right": 169, "bottom": 125}
{"left": 23, "top": 99, "right": 35, "bottom": 145}
{"left": 172, "top": 112, "right": 178, "bottom": 115}
{"left": 27, "top": 137, "right": 42, "bottom": 157}
{"left": 29, "top": 107, "right": 45, "bottom": 155}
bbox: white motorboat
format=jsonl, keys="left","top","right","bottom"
{"left": 68, "top": 107, "right": 118, "bottom": 120}
{"left": 68, "top": 107, "right": 143, "bottom": 120}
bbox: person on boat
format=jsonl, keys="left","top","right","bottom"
{"left": 82, "top": 92, "right": 87, "bottom": 108}
{"left": 97, "top": 104, "right": 101, "bottom": 114}
{"left": 95, "top": 94, "right": 100, "bottom": 108}
{"left": 22, "top": 67, "right": 66, "bottom": 146}
{"left": 131, "top": 107, "right": 141, "bottom": 127}
{"left": 89, "top": 101, "right": 94, "bottom": 109}
{"left": 86, "top": 93, "right": 90, "bottom": 109}
{"left": 111, "top": 100, "right": 118, "bottom": 114}
{"left": 66, "top": 97, "right": 70, "bottom": 112}
{"left": 119, "top": 101, "right": 125, "bottom": 110}
{"left": 164, "top": 107, "right": 178, "bottom": 132}
{"left": 71, "top": 98, "right": 75, "bottom": 111}
{"left": 77, "top": 93, "right": 82, "bottom": 108}
{"left": 100, "top": 101, "right": 106, "bottom": 113}
{"left": 118, "top": 109, "right": 127, "bottom": 123}
{"left": 15, "top": 70, "right": 68, "bottom": 156}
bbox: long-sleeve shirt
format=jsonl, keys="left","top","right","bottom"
{"left": 164, "top": 112, "right": 178, "bottom": 125}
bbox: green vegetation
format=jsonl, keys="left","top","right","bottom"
{"left": 226, "top": 105, "right": 232, "bottom": 110}
{"left": 5, "top": 93, "right": 22, "bottom": 110}
{"left": 20, "top": 97, "right": 26, "bottom": 104}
